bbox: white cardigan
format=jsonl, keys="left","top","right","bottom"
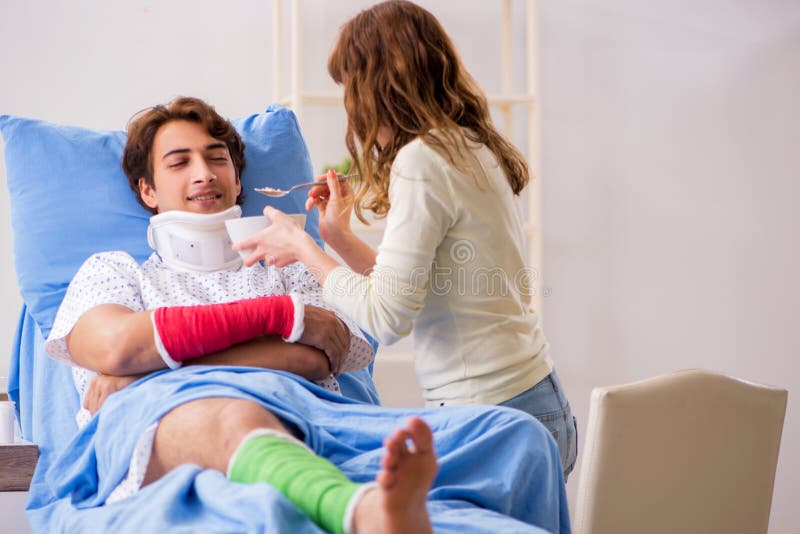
{"left": 324, "top": 136, "right": 552, "bottom": 407}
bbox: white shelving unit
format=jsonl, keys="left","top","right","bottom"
{"left": 271, "top": 0, "right": 544, "bottom": 316}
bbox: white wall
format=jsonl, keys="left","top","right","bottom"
{"left": 0, "top": 1, "right": 797, "bottom": 532}
{"left": 539, "top": 1, "right": 800, "bottom": 532}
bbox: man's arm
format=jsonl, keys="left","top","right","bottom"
{"left": 67, "top": 304, "right": 161, "bottom": 375}
{"left": 67, "top": 303, "right": 343, "bottom": 377}
{"left": 83, "top": 335, "right": 332, "bottom": 415}
{"left": 279, "top": 262, "right": 375, "bottom": 375}
{"left": 186, "top": 335, "right": 330, "bottom": 379}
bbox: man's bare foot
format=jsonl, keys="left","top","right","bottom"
{"left": 353, "top": 417, "right": 438, "bottom": 534}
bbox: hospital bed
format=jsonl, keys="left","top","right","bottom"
{"left": 0, "top": 105, "right": 569, "bottom": 533}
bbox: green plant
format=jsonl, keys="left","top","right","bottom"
{"left": 321, "top": 156, "right": 353, "bottom": 176}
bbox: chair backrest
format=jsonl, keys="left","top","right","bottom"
{"left": 573, "top": 369, "right": 788, "bottom": 534}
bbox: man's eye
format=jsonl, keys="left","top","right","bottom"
{"left": 169, "top": 161, "right": 187, "bottom": 168}
{"left": 211, "top": 157, "right": 228, "bottom": 162}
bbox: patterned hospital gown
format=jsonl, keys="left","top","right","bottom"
{"left": 45, "top": 251, "right": 375, "bottom": 502}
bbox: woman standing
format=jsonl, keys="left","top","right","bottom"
{"left": 236, "top": 0, "right": 576, "bottom": 477}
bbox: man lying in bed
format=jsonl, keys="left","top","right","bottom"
{"left": 43, "top": 97, "right": 569, "bottom": 534}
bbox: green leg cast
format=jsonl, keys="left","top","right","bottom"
{"left": 228, "top": 430, "right": 366, "bottom": 534}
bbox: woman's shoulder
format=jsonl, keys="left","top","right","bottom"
{"left": 395, "top": 136, "right": 436, "bottom": 161}
{"left": 393, "top": 136, "right": 452, "bottom": 179}
{"left": 396, "top": 129, "right": 491, "bottom": 171}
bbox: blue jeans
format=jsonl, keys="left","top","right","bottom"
{"left": 499, "top": 369, "right": 578, "bottom": 480}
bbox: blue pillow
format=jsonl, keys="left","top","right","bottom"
{"left": 0, "top": 104, "right": 319, "bottom": 339}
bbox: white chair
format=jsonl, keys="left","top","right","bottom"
{"left": 573, "top": 369, "right": 787, "bottom": 534}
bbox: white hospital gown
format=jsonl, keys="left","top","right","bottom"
{"left": 45, "top": 251, "right": 374, "bottom": 502}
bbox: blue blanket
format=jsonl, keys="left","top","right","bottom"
{"left": 14, "top": 309, "right": 569, "bottom": 533}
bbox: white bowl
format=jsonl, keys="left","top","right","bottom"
{"left": 225, "top": 213, "right": 307, "bottom": 260}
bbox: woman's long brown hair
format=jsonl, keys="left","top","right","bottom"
{"left": 328, "top": 0, "right": 529, "bottom": 222}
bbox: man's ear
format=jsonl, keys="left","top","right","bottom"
{"left": 139, "top": 177, "right": 158, "bottom": 209}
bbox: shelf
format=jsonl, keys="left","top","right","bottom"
{"left": 0, "top": 441, "right": 38, "bottom": 492}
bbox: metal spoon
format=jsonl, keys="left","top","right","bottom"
{"left": 254, "top": 174, "right": 360, "bottom": 198}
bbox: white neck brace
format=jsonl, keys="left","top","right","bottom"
{"left": 147, "top": 205, "right": 243, "bottom": 272}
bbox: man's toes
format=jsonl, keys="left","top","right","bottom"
{"left": 382, "top": 452, "right": 401, "bottom": 470}
{"left": 377, "top": 469, "right": 396, "bottom": 489}
{"left": 407, "top": 417, "right": 434, "bottom": 454}
{"left": 386, "top": 429, "right": 410, "bottom": 455}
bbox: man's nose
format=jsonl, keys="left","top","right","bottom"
{"left": 192, "top": 161, "right": 217, "bottom": 183}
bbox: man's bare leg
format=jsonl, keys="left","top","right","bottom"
{"left": 142, "top": 400, "right": 438, "bottom": 534}
{"left": 142, "top": 397, "right": 290, "bottom": 484}
{"left": 353, "top": 417, "right": 438, "bottom": 534}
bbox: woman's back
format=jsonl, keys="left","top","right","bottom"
{"left": 381, "top": 137, "right": 553, "bottom": 407}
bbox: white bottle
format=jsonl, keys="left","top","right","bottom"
{"left": 0, "top": 399, "right": 15, "bottom": 444}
